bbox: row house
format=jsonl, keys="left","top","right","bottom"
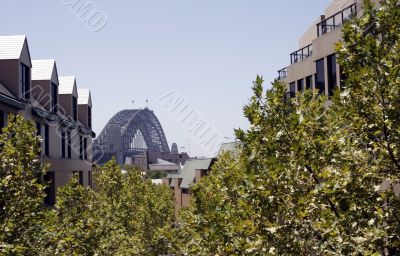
{"left": 0, "top": 35, "right": 94, "bottom": 205}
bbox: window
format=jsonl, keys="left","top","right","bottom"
{"left": 35, "top": 122, "right": 41, "bottom": 136}
{"left": 19, "top": 63, "right": 30, "bottom": 100}
{"left": 327, "top": 54, "right": 337, "bottom": 96}
{"left": 88, "top": 171, "right": 92, "bottom": 187}
{"left": 79, "top": 171, "right": 84, "bottom": 185}
{"left": 84, "top": 138, "right": 88, "bottom": 160}
{"left": 182, "top": 188, "right": 190, "bottom": 195}
{"left": 44, "top": 125, "right": 49, "bottom": 157}
{"left": 51, "top": 83, "right": 58, "bottom": 113}
{"left": 72, "top": 97, "right": 78, "bottom": 121}
{"left": 36, "top": 122, "right": 42, "bottom": 156}
{"left": 79, "top": 136, "right": 83, "bottom": 160}
{"left": 289, "top": 82, "right": 296, "bottom": 98}
{"left": 88, "top": 106, "right": 92, "bottom": 129}
{"left": 67, "top": 132, "right": 72, "bottom": 159}
{"left": 297, "top": 79, "right": 304, "bottom": 92}
{"left": 305, "top": 76, "right": 313, "bottom": 90}
{"left": 0, "top": 111, "right": 6, "bottom": 132}
{"left": 73, "top": 171, "right": 84, "bottom": 185}
{"left": 61, "top": 132, "right": 66, "bottom": 158}
{"left": 44, "top": 171, "right": 56, "bottom": 205}
{"left": 316, "top": 58, "right": 325, "bottom": 94}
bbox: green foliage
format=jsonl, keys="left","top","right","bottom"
{"left": 167, "top": 1, "right": 400, "bottom": 254}
{"left": 48, "top": 160, "right": 174, "bottom": 255}
{"left": 147, "top": 170, "right": 168, "bottom": 179}
{"left": 0, "top": 115, "right": 49, "bottom": 255}
{"left": 0, "top": 115, "right": 174, "bottom": 255}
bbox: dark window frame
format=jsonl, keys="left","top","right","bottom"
{"left": 289, "top": 82, "right": 296, "bottom": 98}
{"left": 0, "top": 111, "right": 6, "bottom": 132}
{"left": 51, "top": 82, "right": 58, "bottom": 113}
{"left": 84, "top": 137, "right": 88, "bottom": 160}
{"left": 61, "top": 131, "right": 66, "bottom": 158}
{"left": 19, "top": 63, "right": 30, "bottom": 100}
{"left": 305, "top": 75, "right": 313, "bottom": 90}
{"left": 297, "top": 79, "right": 304, "bottom": 92}
{"left": 67, "top": 132, "right": 72, "bottom": 159}
{"left": 72, "top": 96, "right": 78, "bottom": 121}
{"left": 316, "top": 58, "right": 325, "bottom": 95}
{"left": 79, "top": 135, "right": 83, "bottom": 160}
{"left": 44, "top": 124, "right": 50, "bottom": 157}
{"left": 44, "top": 171, "right": 56, "bottom": 205}
{"left": 88, "top": 106, "right": 92, "bottom": 129}
{"left": 327, "top": 54, "right": 337, "bottom": 96}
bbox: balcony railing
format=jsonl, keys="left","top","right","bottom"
{"left": 317, "top": 3, "right": 357, "bottom": 37}
{"left": 277, "top": 67, "right": 287, "bottom": 80}
{"left": 290, "top": 44, "right": 312, "bottom": 64}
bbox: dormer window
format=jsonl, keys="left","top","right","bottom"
{"left": 51, "top": 82, "right": 58, "bottom": 113}
{"left": 19, "top": 63, "right": 30, "bottom": 100}
{"left": 72, "top": 96, "right": 78, "bottom": 121}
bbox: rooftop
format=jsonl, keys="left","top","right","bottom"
{"left": 32, "top": 59, "right": 56, "bottom": 81}
{"left": 59, "top": 76, "right": 76, "bottom": 95}
{"left": 77, "top": 88, "right": 91, "bottom": 105}
{"left": 0, "top": 35, "right": 26, "bottom": 60}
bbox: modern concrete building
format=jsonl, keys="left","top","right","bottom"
{"left": 277, "top": 0, "right": 379, "bottom": 98}
{"left": 0, "top": 35, "right": 95, "bottom": 204}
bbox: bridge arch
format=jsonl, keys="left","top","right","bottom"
{"left": 93, "top": 108, "right": 170, "bottom": 164}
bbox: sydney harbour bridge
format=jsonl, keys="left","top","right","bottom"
{"left": 93, "top": 108, "right": 173, "bottom": 165}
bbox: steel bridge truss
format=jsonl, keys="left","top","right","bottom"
{"left": 93, "top": 108, "right": 170, "bottom": 164}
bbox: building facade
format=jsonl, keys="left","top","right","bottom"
{"left": 163, "top": 142, "right": 240, "bottom": 214}
{"left": 277, "top": 0, "right": 380, "bottom": 97}
{"left": 0, "top": 35, "right": 94, "bottom": 204}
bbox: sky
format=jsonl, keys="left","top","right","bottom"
{"left": 1, "top": 0, "right": 332, "bottom": 157}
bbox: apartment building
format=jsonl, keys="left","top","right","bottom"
{"left": 0, "top": 35, "right": 94, "bottom": 204}
{"left": 277, "top": 0, "right": 379, "bottom": 97}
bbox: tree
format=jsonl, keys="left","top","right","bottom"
{"left": 46, "top": 177, "right": 104, "bottom": 255}
{"left": 0, "top": 115, "right": 49, "bottom": 255}
{"left": 167, "top": 1, "right": 400, "bottom": 254}
{"left": 48, "top": 159, "right": 175, "bottom": 255}
{"left": 335, "top": 0, "right": 400, "bottom": 252}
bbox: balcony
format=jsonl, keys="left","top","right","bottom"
{"left": 277, "top": 67, "right": 287, "bottom": 80}
{"left": 317, "top": 3, "right": 357, "bottom": 37}
{"left": 290, "top": 44, "right": 312, "bottom": 64}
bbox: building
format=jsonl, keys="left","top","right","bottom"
{"left": 163, "top": 142, "right": 241, "bottom": 214}
{"left": 277, "top": 0, "right": 380, "bottom": 97}
{"left": 0, "top": 35, "right": 95, "bottom": 204}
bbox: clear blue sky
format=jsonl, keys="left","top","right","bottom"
{"left": 1, "top": 0, "right": 331, "bottom": 157}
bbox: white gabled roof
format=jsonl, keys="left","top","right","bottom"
{"left": 77, "top": 88, "right": 91, "bottom": 106}
{"left": 0, "top": 35, "right": 26, "bottom": 60}
{"left": 59, "top": 76, "right": 77, "bottom": 95}
{"left": 32, "top": 59, "right": 57, "bottom": 81}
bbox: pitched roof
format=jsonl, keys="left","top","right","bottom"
{"left": 0, "top": 82, "right": 16, "bottom": 99}
{"left": 218, "top": 141, "right": 242, "bottom": 156}
{"left": 179, "top": 158, "right": 214, "bottom": 189}
{"left": 58, "top": 76, "right": 76, "bottom": 95}
{"left": 0, "top": 35, "right": 26, "bottom": 60}
{"left": 77, "top": 89, "right": 91, "bottom": 105}
{"left": 31, "top": 59, "right": 56, "bottom": 81}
